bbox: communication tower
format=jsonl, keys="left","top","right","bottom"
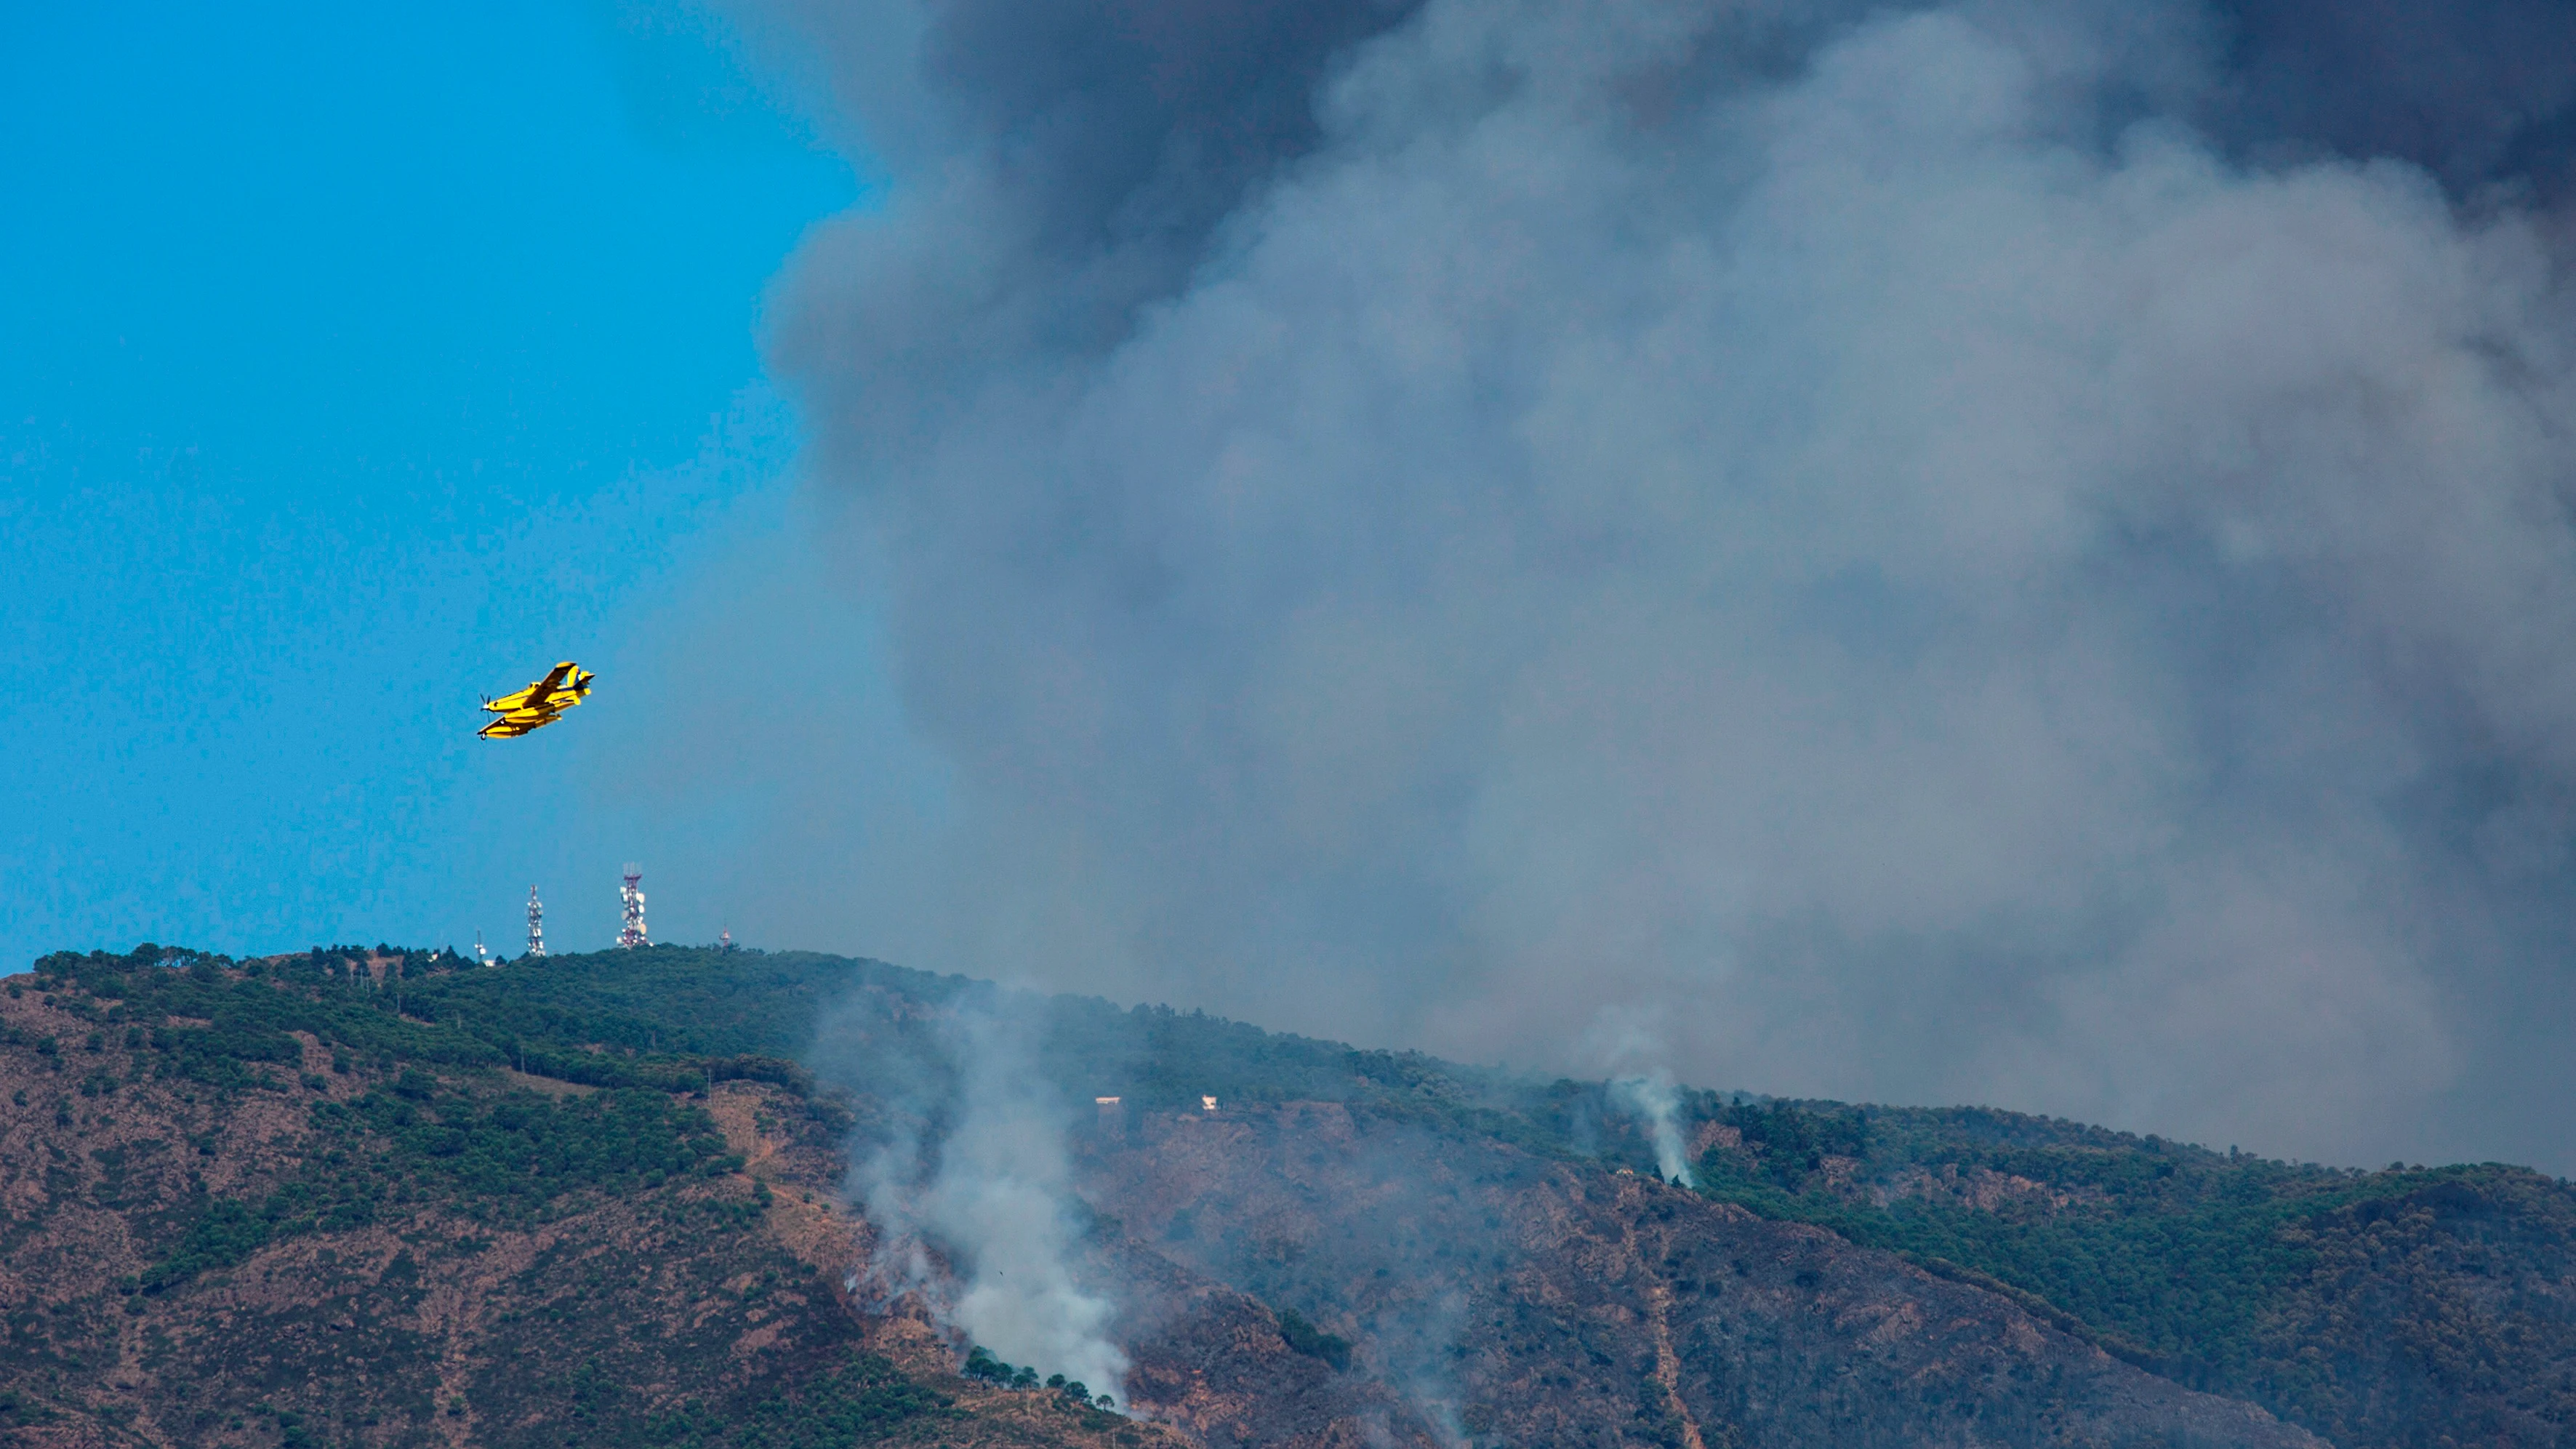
{"left": 617, "top": 864, "right": 649, "bottom": 949}
{"left": 526, "top": 886, "right": 545, "bottom": 957}
{"left": 473, "top": 931, "right": 490, "bottom": 967}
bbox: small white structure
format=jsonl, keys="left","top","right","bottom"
{"left": 1201, "top": 1095, "right": 1219, "bottom": 1112}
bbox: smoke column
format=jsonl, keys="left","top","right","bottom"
{"left": 1611, "top": 1072, "right": 1700, "bottom": 1189}
{"left": 726, "top": 0, "right": 2576, "bottom": 1171}
{"left": 845, "top": 1002, "right": 1130, "bottom": 1405}
{"left": 1590, "top": 1005, "right": 1699, "bottom": 1185}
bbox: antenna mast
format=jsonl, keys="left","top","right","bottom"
{"left": 617, "top": 864, "right": 649, "bottom": 949}
{"left": 526, "top": 885, "right": 545, "bottom": 957}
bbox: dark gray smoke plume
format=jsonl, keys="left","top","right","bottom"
{"left": 729, "top": 0, "right": 2576, "bottom": 1171}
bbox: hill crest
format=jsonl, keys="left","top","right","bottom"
{"left": 1, "top": 943, "right": 2567, "bottom": 1447}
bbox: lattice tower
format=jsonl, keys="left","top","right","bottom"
{"left": 617, "top": 864, "right": 649, "bottom": 949}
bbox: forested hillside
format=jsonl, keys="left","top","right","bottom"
{"left": 1, "top": 942, "right": 2567, "bottom": 1447}
{"left": 391, "top": 937, "right": 2576, "bottom": 1442}
{"left": 0, "top": 946, "right": 1158, "bottom": 1448}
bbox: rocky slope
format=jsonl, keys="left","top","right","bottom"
{"left": 0, "top": 970, "right": 1164, "bottom": 1448}
{"left": 4, "top": 946, "right": 2573, "bottom": 1448}
{"left": 1073, "top": 1103, "right": 2319, "bottom": 1448}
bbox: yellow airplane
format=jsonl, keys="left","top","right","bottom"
{"left": 478, "top": 662, "right": 593, "bottom": 739}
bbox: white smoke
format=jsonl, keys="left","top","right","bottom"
{"left": 1610, "top": 1072, "right": 1698, "bottom": 1189}
{"left": 848, "top": 1003, "right": 1130, "bottom": 1405}
{"left": 1592, "top": 1007, "right": 1698, "bottom": 1186}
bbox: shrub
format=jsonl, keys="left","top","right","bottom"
{"left": 1277, "top": 1309, "right": 1352, "bottom": 1370}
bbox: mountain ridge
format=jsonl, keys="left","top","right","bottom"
{"left": 1, "top": 942, "right": 2567, "bottom": 1447}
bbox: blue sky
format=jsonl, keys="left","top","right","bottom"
{"left": 1, "top": 1, "right": 910, "bottom": 965}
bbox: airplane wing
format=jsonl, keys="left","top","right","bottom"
{"left": 524, "top": 662, "right": 577, "bottom": 709}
